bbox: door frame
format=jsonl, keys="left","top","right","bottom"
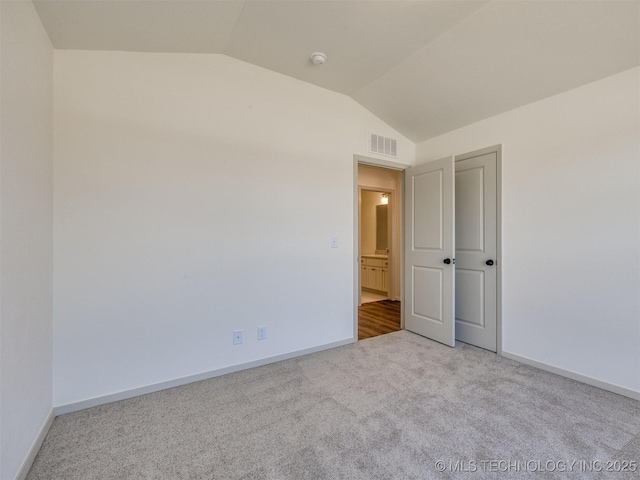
{"left": 454, "top": 144, "right": 502, "bottom": 355}
{"left": 353, "top": 155, "right": 411, "bottom": 340}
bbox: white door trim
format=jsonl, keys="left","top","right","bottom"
{"left": 353, "top": 155, "right": 410, "bottom": 340}
{"left": 455, "top": 145, "right": 502, "bottom": 355}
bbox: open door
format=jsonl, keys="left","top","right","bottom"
{"left": 404, "top": 157, "right": 455, "bottom": 346}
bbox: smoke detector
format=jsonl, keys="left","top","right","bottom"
{"left": 310, "top": 52, "right": 327, "bottom": 65}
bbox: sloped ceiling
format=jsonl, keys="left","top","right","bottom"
{"left": 34, "top": 0, "right": 640, "bottom": 143}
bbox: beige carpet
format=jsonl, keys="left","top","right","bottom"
{"left": 28, "top": 331, "right": 639, "bottom": 479}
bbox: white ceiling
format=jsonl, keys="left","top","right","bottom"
{"left": 33, "top": 0, "right": 640, "bottom": 143}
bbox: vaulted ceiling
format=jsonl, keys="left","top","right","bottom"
{"left": 34, "top": 0, "right": 640, "bottom": 143}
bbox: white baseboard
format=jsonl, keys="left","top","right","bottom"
{"left": 15, "top": 408, "right": 55, "bottom": 480}
{"left": 502, "top": 351, "right": 640, "bottom": 401}
{"left": 54, "top": 338, "right": 356, "bottom": 415}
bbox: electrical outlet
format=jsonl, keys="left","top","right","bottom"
{"left": 233, "top": 330, "right": 243, "bottom": 345}
{"left": 257, "top": 326, "right": 267, "bottom": 340}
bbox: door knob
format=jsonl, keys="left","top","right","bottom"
{"left": 486, "top": 259, "right": 494, "bottom": 266}
{"left": 443, "top": 258, "right": 451, "bottom": 264}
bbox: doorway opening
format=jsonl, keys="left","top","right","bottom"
{"left": 356, "top": 162, "right": 405, "bottom": 341}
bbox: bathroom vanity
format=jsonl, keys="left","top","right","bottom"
{"left": 360, "top": 255, "right": 388, "bottom": 294}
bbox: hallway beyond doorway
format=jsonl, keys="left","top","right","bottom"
{"left": 361, "top": 291, "right": 387, "bottom": 304}
{"left": 358, "top": 300, "right": 401, "bottom": 340}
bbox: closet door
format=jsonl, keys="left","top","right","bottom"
{"left": 455, "top": 151, "right": 498, "bottom": 351}
{"left": 404, "top": 157, "right": 455, "bottom": 346}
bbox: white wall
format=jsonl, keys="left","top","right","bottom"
{"left": 416, "top": 67, "right": 640, "bottom": 395}
{"left": 53, "top": 50, "right": 414, "bottom": 407}
{"left": 0, "top": 1, "right": 54, "bottom": 479}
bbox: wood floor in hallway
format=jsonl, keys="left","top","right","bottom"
{"left": 358, "top": 300, "right": 401, "bottom": 340}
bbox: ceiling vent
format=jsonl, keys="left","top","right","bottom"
{"left": 369, "top": 133, "right": 397, "bottom": 157}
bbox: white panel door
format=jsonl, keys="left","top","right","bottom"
{"left": 455, "top": 152, "right": 497, "bottom": 351}
{"left": 404, "top": 157, "right": 455, "bottom": 347}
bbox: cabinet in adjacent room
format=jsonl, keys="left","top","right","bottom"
{"left": 360, "top": 256, "right": 388, "bottom": 294}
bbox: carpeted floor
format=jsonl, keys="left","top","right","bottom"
{"left": 27, "top": 331, "right": 639, "bottom": 479}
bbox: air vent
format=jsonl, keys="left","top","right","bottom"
{"left": 369, "top": 133, "right": 397, "bottom": 157}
